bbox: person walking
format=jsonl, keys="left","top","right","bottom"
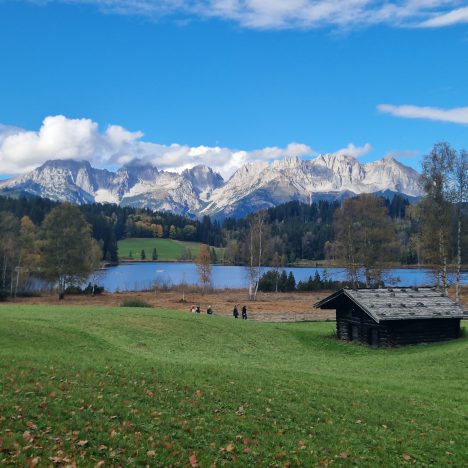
{"left": 233, "top": 305, "right": 239, "bottom": 319}
{"left": 242, "top": 305, "right": 247, "bottom": 320}
{"left": 207, "top": 305, "right": 213, "bottom": 315}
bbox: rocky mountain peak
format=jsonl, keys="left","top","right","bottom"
{"left": 1, "top": 154, "right": 423, "bottom": 218}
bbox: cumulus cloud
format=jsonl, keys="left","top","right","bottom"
{"left": 0, "top": 115, "right": 316, "bottom": 178}
{"left": 378, "top": 103, "right": 468, "bottom": 124}
{"left": 334, "top": 142, "right": 372, "bottom": 158}
{"left": 22, "top": 0, "right": 467, "bottom": 30}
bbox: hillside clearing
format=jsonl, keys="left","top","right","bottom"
{"left": 0, "top": 305, "right": 466, "bottom": 466}
{"left": 117, "top": 238, "right": 224, "bottom": 261}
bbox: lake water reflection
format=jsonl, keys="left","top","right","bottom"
{"left": 91, "top": 262, "right": 468, "bottom": 292}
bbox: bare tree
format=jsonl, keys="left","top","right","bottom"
{"left": 195, "top": 244, "right": 212, "bottom": 294}
{"left": 420, "top": 142, "right": 456, "bottom": 294}
{"left": 333, "top": 195, "right": 397, "bottom": 288}
{"left": 246, "top": 212, "right": 267, "bottom": 301}
{"left": 451, "top": 149, "right": 468, "bottom": 303}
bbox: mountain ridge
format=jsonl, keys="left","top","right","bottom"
{"left": 0, "top": 155, "right": 423, "bottom": 218}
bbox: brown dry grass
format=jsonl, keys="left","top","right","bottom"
{"left": 9, "top": 285, "right": 467, "bottom": 322}
{"left": 11, "top": 289, "right": 334, "bottom": 322}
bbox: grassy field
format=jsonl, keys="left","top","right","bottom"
{"left": 0, "top": 305, "right": 466, "bottom": 466}
{"left": 117, "top": 238, "right": 224, "bottom": 261}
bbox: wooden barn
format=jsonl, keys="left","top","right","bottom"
{"left": 315, "top": 288, "right": 466, "bottom": 347}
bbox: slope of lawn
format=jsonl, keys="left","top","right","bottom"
{"left": 117, "top": 238, "right": 201, "bottom": 261}
{"left": 0, "top": 304, "right": 466, "bottom": 466}
{"left": 118, "top": 238, "right": 223, "bottom": 261}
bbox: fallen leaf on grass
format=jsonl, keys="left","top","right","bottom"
{"left": 189, "top": 452, "right": 199, "bottom": 467}
{"left": 339, "top": 451, "right": 349, "bottom": 458}
{"left": 226, "top": 443, "right": 235, "bottom": 453}
{"left": 27, "top": 457, "right": 40, "bottom": 467}
{"left": 235, "top": 406, "right": 245, "bottom": 416}
{"left": 402, "top": 453, "right": 415, "bottom": 462}
{"left": 147, "top": 450, "right": 156, "bottom": 457}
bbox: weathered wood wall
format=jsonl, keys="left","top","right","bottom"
{"left": 335, "top": 297, "right": 461, "bottom": 347}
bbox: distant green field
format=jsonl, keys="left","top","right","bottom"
{"left": 0, "top": 305, "right": 466, "bottom": 466}
{"left": 117, "top": 238, "right": 224, "bottom": 261}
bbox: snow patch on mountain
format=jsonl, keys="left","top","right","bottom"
{"left": 0, "top": 154, "right": 423, "bottom": 218}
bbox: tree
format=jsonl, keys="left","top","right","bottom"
{"left": 333, "top": 195, "right": 397, "bottom": 287}
{"left": 87, "top": 238, "right": 104, "bottom": 296}
{"left": 152, "top": 247, "right": 158, "bottom": 261}
{"left": 210, "top": 247, "right": 217, "bottom": 264}
{"left": 15, "top": 216, "right": 41, "bottom": 296}
{"left": 246, "top": 211, "right": 268, "bottom": 301}
{"left": 40, "top": 204, "right": 102, "bottom": 298}
{"left": 271, "top": 251, "right": 282, "bottom": 292}
{"left": 420, "top": 142, "right": 456, "bottom": 293}
{"left": 286, "top": 271, "right": 296, "bottom": 291}
{"left": 195, "top": 244, "right": 212, "bottom": 293}
{"left": 451, "top": 149, "right": 468, "bottom": 303}
{"left": 0, "top": 211, "right": 19, "bottom": 294}
{"left": 141, "top": 249, "right": 146, "bottom": 260}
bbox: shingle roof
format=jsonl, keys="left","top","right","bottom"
{"left": 315, "top": 288, "right": 466, "bottom": 323}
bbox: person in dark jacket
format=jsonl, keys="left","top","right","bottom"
{"left": 207, "top": 305, "right": 213, "bottom": 315}
{"left": 196, "top": 305, "right": 201, "bottom": 313}
{"left": 242, "top": 305, "right": 247, "bottom": 320}
{"left": 233, "top": 305, "right": 239, "bottom": 319}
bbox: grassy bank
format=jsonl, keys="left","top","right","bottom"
{"left": 0, "top": 305, "right": 466, "bottom": 466}
{"left": 117, "top": 238, "right": 224, "bottom": 261}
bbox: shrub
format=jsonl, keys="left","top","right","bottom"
{"left": 121, "top": 298, "right": 153, "bottom": 308}
{"left": 0, "top": 290, "right": 9, "bottom": 302}
{"left": 64, "top": 284, "right": 105, "bottom": 296}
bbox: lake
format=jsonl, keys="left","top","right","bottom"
{"left": 90, "top": 262, "right": 468, "bottom": 292}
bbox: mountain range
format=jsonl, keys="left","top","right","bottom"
{"left": 0, "top": 154, "right": 423, "bottom": 218}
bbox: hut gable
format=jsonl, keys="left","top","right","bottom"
{"left": 315, "top": 288, "right": 466, "bottom": 347}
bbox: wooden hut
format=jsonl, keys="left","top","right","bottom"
{"left": 315, "top": 288, "right": 465, "bottom": 347}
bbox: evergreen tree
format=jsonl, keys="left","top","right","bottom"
{"left": 286, "top": 271, "right": 296, "bottom": 291}
{"left": 152, "top": 247, "right": 158, "bottom": 261}
{"left": 278, "top": 270, "right": 288, "bottom": 292}
{"left": 141, "top": 249, "right": 146, "bottom": 260}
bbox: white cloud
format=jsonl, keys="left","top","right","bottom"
{"left": 334, "top": 142, "right": 372, "bottom": 158}
{"left": 378, "top": 103, "right": 468, "bottom": 124}
{"left": 418, "top": 6, "right": 468, "bottom": 27}
{"left": 23, "top": 0, "right": 467, "bottom": 30}
{"left": 0, "top": 115, "right": 315, "bottom": 178}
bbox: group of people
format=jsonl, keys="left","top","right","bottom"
{"left": 188, "top": 303, "right": 248, "bottom": 320}
{"left": 190, "top": 304, "right": 213, "bottom": 314}
{"left": 233, "top": 304, "right": 248, "bottom": 320}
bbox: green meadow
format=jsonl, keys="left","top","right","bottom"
{"left": 117, "top": 238, "right": 224, "bottom": 261}
{"left": 0, "top": 305, "right": 466, "bottom": 466}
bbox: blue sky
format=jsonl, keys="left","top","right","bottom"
{"left": 0, "top": 0, "right": 467, "bottom": 178}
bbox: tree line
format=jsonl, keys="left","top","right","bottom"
{"left": 0, "top": 204, "right": 101, "bottom": 299}
{"left": 0, "top": 196, "right": 225, "bottom": 263}
{"left": 1, "top": 141, "right": 466, "bottom": 300}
